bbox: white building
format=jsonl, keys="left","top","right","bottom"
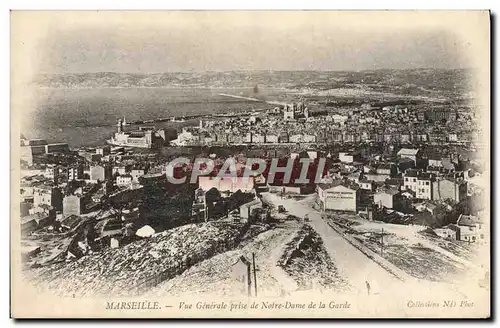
{"left": 240, "top": 198, "right": 263, "bottom": 220}
{"left": 339, "top": 152, "right": 354, "bottom": 164}
{"left": 112, "top": 166, "right": 127, "bottom": 176}
{"left": 456, "top": 214, "right": 485, "bottom": 243}
{"left": 289, "top": 134, "right": 304, "bottom": 143}
{"left": 358, "top": 180, "right": 374, "bottom": 191}
{"left": 434, "top": 225, "right": 460, "bottom": 240}
{"left": 397, "top": 148, "right": 420, "bottom": 163}
{"left": 130, "top": 169, "right": 145, "bottom": 183}
{"left": 303, "top": 134, "right": 316, "bottom": 143}
{"left": 403, "top": 170, "right": 434, "bottom": 200}
{"left": 43, "top": 165, "right": 59, "bottom": 181}
{"left": 116, "top": 175, "right": 133, "bottom": 187}
{"left": 374, "top": 189, "right": 400, "bottom": 209}
{"left": 317, "top": 183, "right": 359, "bottom": 212}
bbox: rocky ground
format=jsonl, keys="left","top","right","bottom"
{"left": 25, "top": 222, "right": 250, "bottom": 297}
{"left": 278, "top": 224, "right": 350, "bottom": 292}
{"left": 145, "top": 222, "right": 302, "bottom": 298}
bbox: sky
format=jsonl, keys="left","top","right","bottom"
{"left": 30, "top": 11, "right": 473, "bottom": 73}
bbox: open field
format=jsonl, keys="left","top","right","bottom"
{"left": 325, "top": 214, "right": 477, "bottom": 282}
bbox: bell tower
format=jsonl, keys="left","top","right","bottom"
{"left": 117, "top": 118, "right": 123, "bottom": 133}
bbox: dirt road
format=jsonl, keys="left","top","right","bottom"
{"left": 262, "top": 192, "right": 402, "bottom": 296}
{"left": 261, "top": 192, "right": 486, "bottom": 300}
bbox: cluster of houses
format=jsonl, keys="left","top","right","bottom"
{"left": 19, "top": 140, "right": 171, "bottom": 240}
{"left": 169, "top": 102, "right": 479, "bottom": 147}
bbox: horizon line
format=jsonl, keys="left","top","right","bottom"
{"left": 37, "top": 67, "right": 473, "bottom": 75}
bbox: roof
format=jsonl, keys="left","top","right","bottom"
{"left": 61, "top": 215, "right": 81, "bottom": 229}
{"left": 457, "top": 214, "right": 482, "bottom": 227}
{"left": 398, "top": 157, "right": 415, "bottom": 164}
{"left": 418, "top": 172, "right": 434, "bottom": 181}
{"left": 240, "top": 198, "right": 262, "bottom": 208}
{"left": 318, "top": 181, "right": 359, "bottom": 191}
{"left": 435, "top": 224, "right": 460, "bottom": 232}
{"left": 397, "top": 148, "right": 419, "bottom": 156}
{"left": 377, "top": 163, "right": 394, "bottom": 170}
{"left": 377, "top": 188, "right": 400, "bottom": 196}
{"left": 404, "top": 169, "right": 419, "bottom": 178}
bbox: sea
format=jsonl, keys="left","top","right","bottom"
{"left": 21, "top": 87, "right": 289, "bottom": 148}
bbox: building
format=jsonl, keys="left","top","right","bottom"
{"left": 376, "top": 163, "right": 397, "bottom": 176}
{"left": 198, "top": 176, "right": 255, "bottom": 194}
{"left": 374, "top": 189, "right": 401, "bottom": 209}
{"left": 140, "top": 173, "right": 166, "bottom": 184}
{"left": 90, "top": 165, "right": 111, "bottom": 183}
{"left": 364, "top": 173, "right": 391, "bottom": 183}
{"left": 45, "top": 143, "right": 70, "bottom": 154}
{"left": 44, "top": 165, "right": 60, "bottom": 182}
{"left": 403, "top": 169, "right": 435, "bottom": 200}
{"left": 96, "top": 146, "right": 111, "bottom": 156}
{"left": 63, "top": 194, "right": 88, "bottom": 216}
{"left": 403, "top": 169, "right": 419, "bottom": 193}
{"left": 68, "top": 165, "right": 84, "bottom": 181}
{"left": 428, "top": 156, "right": 443, "bottom": 167}
{"left": 239, "top": 198, "right": 263, "bottom": 220}
{"left": 424, "top": 110, "right": 454, "bottom": 122}
{"left": 265, "top": 134, "right": 279, "bottom": 144}
{"left": 33, "top": 186, "right": 63, "bottom": 211}
{"left": 398, "top": 157, "right": 416, "bottom": 173}
{"left": 416, "top": 172, "right": 434, "bottom": 200}
{"left": 317, "top": 183, "right": 360, "bottom": 212}
{"left": 116, "top": 175, "right": 133, "bottom": 187}
{"left": 283, "top": 104, "right": 296, "bottom": 120}
{"left": 397, "top": 148, "right": 420, "bottom": 164}
{"left": 279, "top": 132, "right": 289, "bottom": 143}
{"left": 289, "top": 134, "right": 303, "bottom": 143}
{"left": 130, "top": 169, "right": 145, "bottom": 182}
{"left": 448, "top": 134, "right": 458, "bottom": 142}
{"left": 339, "top": 152, "right": 355, "bottom": 163}
{"left": 434, "top": 224, "right": 461, "bottom": 240}
{"left": 79, "top": 151, "right": 102, "bottom": 163}
{"left": 108, "top": 119, "right": 166, "bottom": 148}
{"left": 21, "top": 138, "right": 47, "bottom": 147}
{"left": 303, "top": 134, "right": 316, "bottom": 143}
{"left": 432, "top": 178, "right": 468, "bottom": 204}
{"left": 252, "top": 134, "right": 265, "bottom": 144}
{"left": 456, "top": 214, "right": 485, "bottom": 243}
{"left": 358, "top": 179, "right": 374, "bottom": 191}
{"left": 112, "top": 166, "right": 128, "bottom": 176}
{"left": 191, "top": 188, "right": 207, "bottom": 221}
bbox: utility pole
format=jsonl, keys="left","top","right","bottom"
{"left": 252, "top": 252, "right": 258, "bottom": 297}
{"left": 381, "top": 228, "right": 384, "bottom": 256}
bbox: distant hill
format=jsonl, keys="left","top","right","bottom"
{"left": 33, "top": 69, "right": 473, "bottom": 95}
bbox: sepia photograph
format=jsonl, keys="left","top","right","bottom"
{"left": 10, "top": 10, "right": 490, "bottom": 318}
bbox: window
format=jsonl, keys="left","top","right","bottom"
{"left": 481, "top": 234, "right": 484, "bottom": 239}
{"left": 426, "top": 181, "right": 429, "bottom": 186}
{"left": 405, "top": 178, "right": 408, "bottom": 182}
